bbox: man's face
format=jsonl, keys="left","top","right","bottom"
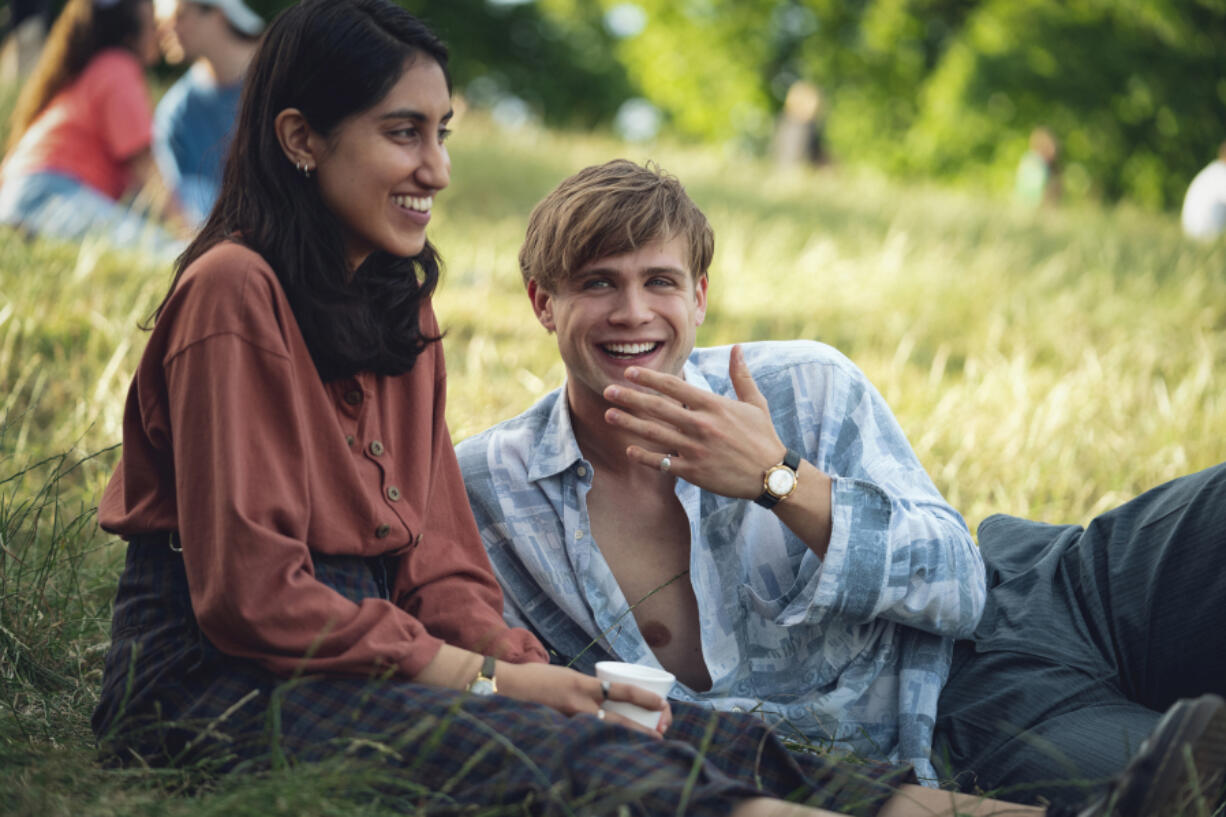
{"left": 529, "top": 235, "right": 708, "bottom": 413}
{"left": 158, "top": 0, "right": 219, "bottom": 63}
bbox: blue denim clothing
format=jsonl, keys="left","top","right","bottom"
{"left": 457, "top": 340, "right": 987, "bottom": 782}
{"left": 153, "top": 64, "right": 243, "bottom": 225}
{"left": 0, "top": 170, "right": 184, "bottom": 260}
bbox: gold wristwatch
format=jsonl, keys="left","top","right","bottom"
{"left": 467, "top": 655, "right": 497, "bottom": 696}
{"left": 755, "top": 448, "right": 801, "bottom": 509}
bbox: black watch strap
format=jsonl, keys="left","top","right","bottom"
{"left": 754, "top": 448, "right": 801, "bottom": 509}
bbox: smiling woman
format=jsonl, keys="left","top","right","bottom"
{"left": 277, "top": 56, "right": 452, "bottom": 268}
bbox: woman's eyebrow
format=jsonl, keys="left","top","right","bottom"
{"left": 378, "top": 108, "right": 454, "bottom": 123}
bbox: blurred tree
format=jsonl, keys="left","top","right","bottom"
{"left": 593, "top": 0, "right": 779, "bottom": 145}
{"left": 140, "top": 0, "right": 1226, "bottom": 210}
{"left": 241, "top": 0, "right": 635, "bottom": 128}
{"left": 899, "top": 0, "right": 1226, "bottom": 208}
{"left": 406, "top": 0, "right": 634, "bottom": 128}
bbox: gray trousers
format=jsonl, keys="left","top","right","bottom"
{"left": 935, "top": 462, "right": 1226, "bottom": 805}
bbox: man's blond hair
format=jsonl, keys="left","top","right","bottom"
{"left": 519, "top": 159, "right": 714, "bottom": 292}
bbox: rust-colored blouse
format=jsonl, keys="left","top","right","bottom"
{"left": 100, "top": 241, "right": 547, "bottom": 678}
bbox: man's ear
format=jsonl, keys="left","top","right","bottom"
{"left": 274, "top": 108, "right": 321, "bottom": 174}
{"left": 527, "top": 279, "right": 556, "bottom": 332}
{"left": 694, "top": 274, "right": 709, "bottom": 326}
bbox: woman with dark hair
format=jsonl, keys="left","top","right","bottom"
{"left": 88, "top": 2, "right": 1047, "bottom": 815}
{"left": 0, "top": 0, "right": 183, "bottom": 254}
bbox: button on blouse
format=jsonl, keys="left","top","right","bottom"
{"left": 99, "top": 242, "right": 547, "bottom": 680}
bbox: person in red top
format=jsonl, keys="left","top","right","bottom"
{"left": 90, "top": 2, "right": 1062, "bottom": 815}
{"left": 0, "top": 0, "right": 183, "bottom": 256}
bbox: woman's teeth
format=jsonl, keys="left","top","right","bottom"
{"left": 393, "top": 194, "right": 432, "bottom": 212}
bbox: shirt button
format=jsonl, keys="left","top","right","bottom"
{"left": 345, "top": 435, "right": 354, "bottom": 446}
{"left": 576, "top": 466, "right": 587, "bottom": 477}
{"left": 344, "top": 389, "right": 363, "bottom": 405}
{"left": 414, "top": 532, "right": 423, "bottom": 546}
{"left": 575, "top": 530, "right": 585, "bottom": 540}
{"left": 387, "top": 485, "right": 401, "bottom": 501}
{"left": 375, "top": 524, "right": 391, "bottom": 538}
{"left": 369, "top": 440, "right": 384, "bottom": 456}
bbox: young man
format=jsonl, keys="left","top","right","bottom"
{"left": 456, "top": 160, "right": 1226, "bottom": 813}
{"left": 153, "top": 0, "right": 263, "bottom": 224}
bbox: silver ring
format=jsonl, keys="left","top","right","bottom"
{"left": 659, "top": 456, "right": 672, "bottom": 473}
{"left": 601, "top": 680, "right": 611, "bottom": 700}
{"left": 596, "top": 708, "right": 606, "bottom": 721}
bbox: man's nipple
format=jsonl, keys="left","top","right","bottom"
{"left": 640, "top": 620, "right": 672, "bottom": 648}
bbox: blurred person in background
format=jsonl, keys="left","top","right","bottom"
{"left": 1015, "top": 127, "right": 1061, "bottom": 208}
{"left": 0, "top": 0, "right": 185, "bottom": 257}
{"left": 1180, "top": 141, "right": 1226, "bottom": 242}
{"left": 0, "top": 0, "right": 52, "bottom": 81}
{"left": 153, "top": 0, "right": 263, "bottom": 225}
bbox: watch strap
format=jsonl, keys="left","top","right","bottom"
{"left": 467, "top": 655, "right": 497, "bottom": 694}
{"left": 754, "top": 448, "right": 801, "bottom": 509}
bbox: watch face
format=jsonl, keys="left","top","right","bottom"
{"left": 767, "top": 467, "right": 796, "bottom": 496}
{"left": 469, "top": 678, "right": 495, "bottom": 696}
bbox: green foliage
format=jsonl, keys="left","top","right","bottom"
{"left": 596, "top": 0, "right": 780, "bottom": 144}
{"left": 897, "top": 0, "right": 1226, "bottom": 208}
{"left": 241, "top": 0, "right": 634, "bottom": 128}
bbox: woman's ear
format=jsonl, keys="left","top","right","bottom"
{"left": 274, "top": 108, "right": 320, "bottom": 174}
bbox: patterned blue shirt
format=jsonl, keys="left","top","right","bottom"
{"left": 456, "top": 341, "right": 986, "bottom": 782}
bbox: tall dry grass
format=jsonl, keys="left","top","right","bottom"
{"left": 1, "top": 114, "right": 1223, "bottom": 814}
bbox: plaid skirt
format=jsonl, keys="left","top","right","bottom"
{"left": 93, "top": 534, "right": 910, "bottom": 816}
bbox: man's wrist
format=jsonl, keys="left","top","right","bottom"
{"left": 755, "top": 448, "right": 801, "bottom": 509}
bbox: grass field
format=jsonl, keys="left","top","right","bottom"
{"left": 2, "top": 113, "right": 1224, "bottom": 815}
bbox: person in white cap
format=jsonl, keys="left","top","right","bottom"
{"left": 153, "top": 0, "right": 264, "bottom": 224}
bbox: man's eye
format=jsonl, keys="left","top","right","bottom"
{"left": 582, "top": 279, "right": 611, "bottom": 289}
{"left": 438, "top": 127, "right": 452, "bottom": 143}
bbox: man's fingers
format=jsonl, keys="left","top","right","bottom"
{"left": 604, "top": 403, "right": 686, "bottom": 446}
{"left": 624, "top": 366, "right": 711, "bottom": 408}
{"left": 625, "top": 445, "right": 681, "bottom": 475}
{"left": 729, "top": 345, "right": 767, "bottom": 408}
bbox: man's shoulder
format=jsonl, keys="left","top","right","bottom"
{"left": 455, "top": 388, "right": 563, "bottom": 481}
{"left": 690, "top": 340, "right": 860, "bottom": 389}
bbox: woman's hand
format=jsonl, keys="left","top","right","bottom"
{"left": 496, "top": 661, "right": 672, "bottom": 738}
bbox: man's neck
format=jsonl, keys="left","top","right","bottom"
{"left": 566, "top": 381, "right": 668, "bottom": 487}
{"left": 198, "top": 39, "right": 257, "bottom": 87}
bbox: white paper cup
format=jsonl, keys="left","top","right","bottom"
{"left": 595, "top": 661, "right": 675, "bottom": 729}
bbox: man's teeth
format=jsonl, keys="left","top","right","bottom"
{"left": 392, "top": 194, "right": 432, "bottom": 212}
{"left": 604, "top": 342, "right": 659, "bottom": 357}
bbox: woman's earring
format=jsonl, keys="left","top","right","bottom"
{"left": 295, "top": 160, "right": 312, "bottom": 179}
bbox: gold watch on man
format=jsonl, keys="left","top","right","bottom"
{"left": 467, "top": 655, "right": 497, "bottom": 696}
{"left": 754, "top": 448, "right": 801, "bottom": 509}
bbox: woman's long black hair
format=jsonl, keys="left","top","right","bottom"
{"left": 153, "top": 0, "right": 449, "bottom": 382}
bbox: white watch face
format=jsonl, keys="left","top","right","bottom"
{"left": 767, "top": 467, "right": 796, "bottom": 496}
{"left": 470, "top": 677, "right": 496, "bottom": 696}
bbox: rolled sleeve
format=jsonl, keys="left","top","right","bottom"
{"left": 752, "top": 348, "right": 985, "bottom": 637}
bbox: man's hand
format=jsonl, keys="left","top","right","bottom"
{"left": 603, "top": 344, "right": 785, "bottom": 499}
{"left": 497, "top": 662, "right": 672, "bottom": 738}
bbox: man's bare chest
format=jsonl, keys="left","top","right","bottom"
{"left": 585, "top": 482, "right": 713, "bottom": 690}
